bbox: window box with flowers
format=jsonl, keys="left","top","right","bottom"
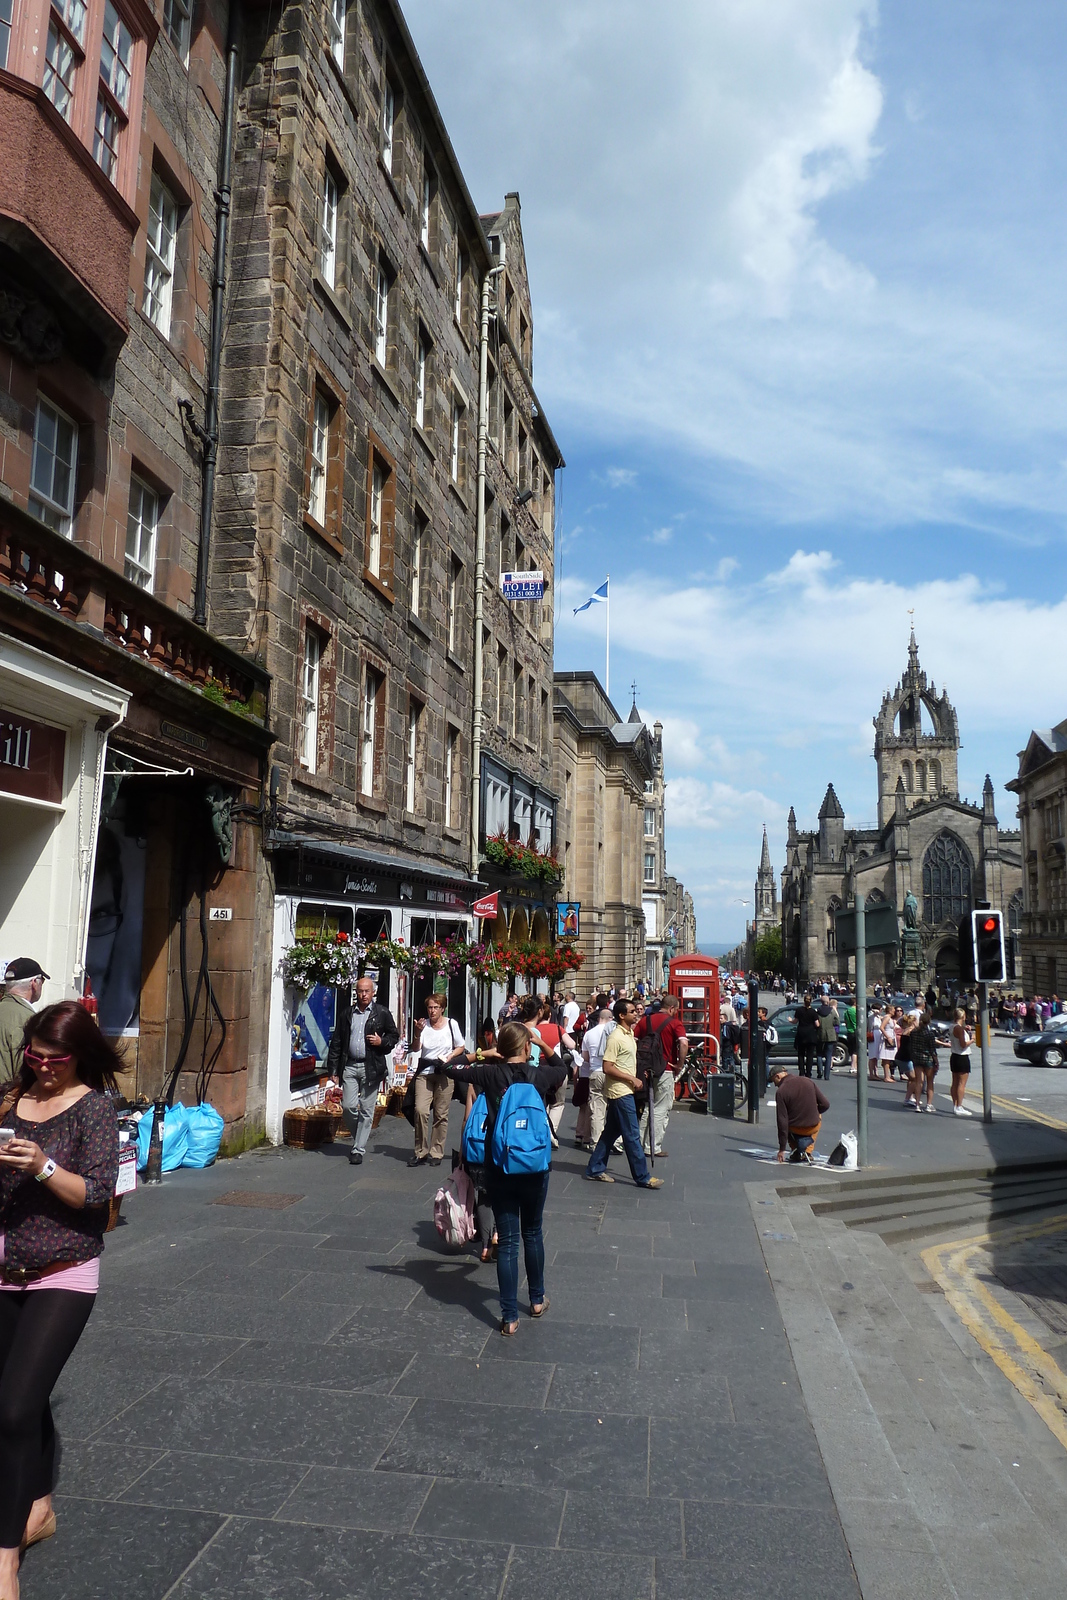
{"left": 481, "top": 832, "right": 564, "bottom": 887}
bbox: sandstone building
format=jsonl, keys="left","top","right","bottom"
{"left": 779, "top": 634, "right": 1022, "bottom": 989}
{"left": 1007, "top": 720, "right": 1067, "bottom": 996}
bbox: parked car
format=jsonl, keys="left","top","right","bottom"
{"left": 1013, "top": 1028, "right": 1067, "bottom": 1069}
{"left": 764, "top": 1005, "right": 849, "bottom": 1069}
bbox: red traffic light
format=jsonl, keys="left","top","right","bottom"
{"left": 981, "top": 917, "right": 996, "bottom": 932}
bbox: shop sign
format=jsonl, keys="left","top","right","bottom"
{"left": 556, "top": 901, "right": 580, "bottom": 938}
{"left": 500, "top": 570, "right": 545, "bottom": 602}
{"left": 160, "top": 720, "right": 208, "bottom": 752}
{"left": 0, "top": 714, "right": 65, "bottom": 804}
{"left": 424, "top": 886, "right": 466, "bottom": 909}
{"left": 343, "top": 877, "right": 379, "bottom": 897}
{"left": 472, "top": 891, "right": 500, "bottom": 919}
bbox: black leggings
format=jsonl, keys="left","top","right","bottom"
{"left": 796, "top": 1043, "right": 816, "bottom": 1077}
{"left": 0, "top": 1289, "right": 95, "bottom": 1547}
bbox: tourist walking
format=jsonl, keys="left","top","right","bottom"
{"left": 0, "top": 1002, "right": 121, "bottom": 1597}
{"left": 585, "top": 1000, "right": 664, "bottom": 1188}
{"left": 635, "top": 993, "right": 688, "bottom": 1157}
{"left": 0, "top": 961, "right": 47, "bottom": 1081}
{"left": 911, "top": 1011, "right": 941, "bottom": 1112}
{"left": 866, "top": 1008, "right": 883, "bottom": 1082}
{"left": 326, "top": 976, "right": 400, "bottom": 1167}
{"left": 446, "top": 1021, "right": 565, "bottom": 1336}
{"left": 816, "top": 997, "right": 838, "bottom": 1081}
{"left": 409, "top": 995, "right": 466, "bottom": 1167}
{"left": 949, "top": 1008, "right": 974, "bottom": 1116}
{"left": 794, "top": 993, "right": 820, "bottom": 1078}
{"left": 577, "top": 1007, "right": 613, "bottom": 1150}
{"left": 880, "top": 1008, "right": 899, "bottom": 1080}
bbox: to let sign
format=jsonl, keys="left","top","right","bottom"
{"left": 500, "top": 570, "right": 545, "bottom": 602}
{"left": 0, "top": 715, "right": 65, "bottom": 804}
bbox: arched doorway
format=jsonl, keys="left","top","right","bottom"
{"left": 934, "top": 941, "right": 961, "bottom": 992}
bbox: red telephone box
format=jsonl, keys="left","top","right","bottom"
{"left": 668, "top": 953, "right": 720, "bottom": 1064}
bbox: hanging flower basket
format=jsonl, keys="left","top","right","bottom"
{"left": 280, "top": 932, "right": 365, "bottom": 992}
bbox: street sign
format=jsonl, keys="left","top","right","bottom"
{"left": 835, "top": 902, "right": 898, "bottom": 954}
{"left": 500, "top": 570, "right": 544, "bottom": 601}
{"left": 472, "top": 891, "right": 499, "bottom": 919}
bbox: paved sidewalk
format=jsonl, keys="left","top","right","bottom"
{"left": 22, "top": 1096, "right": 860, "bottom": 1600}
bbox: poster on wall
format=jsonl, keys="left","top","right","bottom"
{"left": 291, "top": 983, "right": 337, "bottom": 1089}
{"left": 556, "top": 902, "right": 580, "bottom": 939}
{"left": 85, "top": 795, "right": 147, "bottom": 1036}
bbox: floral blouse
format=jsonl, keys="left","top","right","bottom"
{"left": 0, "top": 1092, "right": 119, "bottom": 1271}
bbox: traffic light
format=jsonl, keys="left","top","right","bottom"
{"left": 958, "top": 915, "right": 975, "bottom": 981}
{"left": 971, "top": 910, "right": 1005, "bottom": 984}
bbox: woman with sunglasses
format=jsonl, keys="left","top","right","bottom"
{"left": 0, "top": 1001, "right": 120, "bottom": 1597}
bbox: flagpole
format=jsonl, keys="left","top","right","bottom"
{"left": 605, "top": 574, "right": 610, "bottom": 698}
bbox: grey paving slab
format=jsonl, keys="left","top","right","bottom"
{"left": 650, "top": 1416, "right": 834, "bottom": 1507}
{"left": 23, "top": 1500, "right": 225, "bottom": 1600}
{"left": 545, "top": 1362, "right": 732, "bottom": 1421}
{"left": 209, "top": 1335, "right": 413, "bottom": 1392}
{"left": 125, "top": 1289, "right": 362, "bottom": 1342}
{"left": 391, "top": 1353, "right": 554, "bottom": 1408}
{"left": 378, "top": 1396, "right": 651, "bottom": 1492}
{"left": 412, "top": 1478, "right": 564, "bottom": 1546}
{"left": 117, "top": 1449, "right": 309, "bottom": 1517}
{"left": 273, "top": 1465, "right": 433, "bottom": 1532}
{"left": 56, "top": 1439, "right": 167, "bottom": 1500}
{"left": 500, "top": 1545, "right": 654, "bottom": 1600}
{"left": 559, "top": 1489, "right": 684, "bottom": 1556}
{"left": 483, "top": 1320, "right": 640, "bottom": 1368}
{"left": 681, "top": 1498, "right": 859, "bottom": 1589}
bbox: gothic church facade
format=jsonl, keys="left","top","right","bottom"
{"left": 780, "top": 635, "right": 1022, "bottom": 988}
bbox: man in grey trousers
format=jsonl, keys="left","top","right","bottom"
{"left": 327, "top": 976, "right": 400, "bottom": 1166}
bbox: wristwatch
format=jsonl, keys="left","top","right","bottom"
{"left": 35, "top": 1158, "right": 57, "bottom": 1183}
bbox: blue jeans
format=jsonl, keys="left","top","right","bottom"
{"left": 586, "top": 1094, "right": 651, "bottom": 1185}
{"left": 819, "top": 1043, "right": 835, "bottom": 1080}
{"left": 490, "top": 1169, "right": 549, "bottom": 1323}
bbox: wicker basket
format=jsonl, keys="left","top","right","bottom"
{"left": 327, "top": 1103, "right": 351, "bottom": 1140}
{"left": 282, "top": 1107, "right": 335, "bottom": 1148}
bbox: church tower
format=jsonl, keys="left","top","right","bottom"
{"left": 754, "top": 826, "right": 777, "bottom": 934}
{"left": 873, "top": 630, "right": 960, "bottom": 829}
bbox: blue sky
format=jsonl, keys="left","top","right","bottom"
{"left": 404, "top": 0, "right": 1067, "bottom": 945}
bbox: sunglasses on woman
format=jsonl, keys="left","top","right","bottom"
{"left": 23, "top": 1050, "right": 73, "bottom": 1068}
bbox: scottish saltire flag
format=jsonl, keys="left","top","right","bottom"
{"left": 573, "top": 579, "right": 609, "bottom": 615}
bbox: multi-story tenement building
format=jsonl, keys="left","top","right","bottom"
{"left": 639, "top": 715, "right": 668, "bottom": 988}
{"left": 663, "top": 874, "right": 697, "bottom": 958}
{"left": 553, "top": 674, "right": 655, "bottom": 993}
{"left": 1006, "top": 720, "right": 1067, "bottom": 995}
{"left": 0, "top": 0, "right": 272, "bottom": 1138}
{"left": 0, "top": 0, "right": 563, "bottom": 1144}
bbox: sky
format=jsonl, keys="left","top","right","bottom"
{"left": 404, "top": 0, "right": 1067, "bottom": 946}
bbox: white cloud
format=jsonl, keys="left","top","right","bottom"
{"left": 668, "top": 776, "right": 788, "bottom": 833}
{"left": 715, "top": 557, "right": 740, "bottom": 581}
{"left": 604, "top": 467, "right": 637, "bottom": 489}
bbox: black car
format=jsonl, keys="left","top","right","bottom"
{"left": 764, "top": 1005, "right": 849, "bottom": 1069}
{"left": 1013, "top": 1028, "right": 1067, "bottom": 1069}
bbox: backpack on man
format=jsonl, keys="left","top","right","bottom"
{"left": 636, "top": 1013, "right": 672, "bottom": 1085}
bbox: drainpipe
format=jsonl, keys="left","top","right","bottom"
{"left": 192, "top": 6, "right": 240, "bottom": 627}
{"left": 471, "top": 256, "right": 506, "bottom": 875}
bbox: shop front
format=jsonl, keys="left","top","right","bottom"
{"left": 264, "top": 841, "right": 479, "bottom": 1144}
{"left": 0, "top": 635, "right": 129, "bottom": 1001}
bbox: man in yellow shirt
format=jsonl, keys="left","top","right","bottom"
{"left": 584, "top": 999, "right": 664, "bottom": 1188}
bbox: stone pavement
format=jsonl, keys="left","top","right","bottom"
{"left": 22, "top": 1095, "right": 861, "bottom": 1600}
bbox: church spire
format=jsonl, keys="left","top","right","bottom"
{"left": 759, "top": 826, "right": 772, "bottom": 873}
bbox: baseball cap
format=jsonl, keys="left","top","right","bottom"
{"left": 4, "top": 959, "right": 49, "bottom": 983}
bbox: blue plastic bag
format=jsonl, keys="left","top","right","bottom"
{"left": 135, "top": 1103, "right": 190, "bottom": 1173}
{"left": 182, "top": 1103, "right": 225, "bottom": 1169}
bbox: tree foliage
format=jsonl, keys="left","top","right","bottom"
{"left": 753, "top": 925, "right": 783, "bottom": 972}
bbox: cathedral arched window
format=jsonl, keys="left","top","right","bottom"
{"left": 902, "top": 760, "right": 912, "bottom": 792}
{"left": 929, "top": 758, "right": 941, "bottom": 793}
{"left": 922, "top": 832, "right": 972, "bottom": 925}
{"left": 916, "top": 759, "right": 926, "bottom": 792}
{"left": 826, "top": 897, "right": 841, "bottom": 953}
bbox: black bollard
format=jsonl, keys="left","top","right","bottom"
{"left": 747, "top": 978, "right": 761, "bottom": 1125}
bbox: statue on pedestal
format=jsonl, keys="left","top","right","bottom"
{"left": 898, "top": 890, "right": 925, "bottom": 986}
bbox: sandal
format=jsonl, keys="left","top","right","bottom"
{"left": 20, "top": 1508, "right": 57, "bottom": 1552}
{"left": 500, "top": 1318, "right": 519, "bottom": 1337}
{"left": 529, "top": 1297, "right": 549, "bottom": 1318}
{"left": 480, "top": 1247, "right": 493, "bottom": 1263}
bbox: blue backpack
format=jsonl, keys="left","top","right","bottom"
{"left": 461, "top": 1093, "right": 489, "bottom": 1166}
{"left": 490, "top": 1075, "right": 552, "bottom": 1175}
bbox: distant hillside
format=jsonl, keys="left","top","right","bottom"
{"left": 697, "top": 945, "right": 734, "bottom": 959}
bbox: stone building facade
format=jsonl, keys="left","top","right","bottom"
{"left": 1006, "top": 720, "right": 1067, "bottom": 996}
{"left": 639, "top": 714, "right": 669, "bottom": 988}
{"left": 780, "top": 635, "right": 1022, "bottom": 989}
{"left": 0, "top": 0, "right": 273, "bottom": 1138}
{"left": 663, "top": 874, "right": 697, "bottom": 960}
{"left": 553, "top": 674, "right": 654, "bottom": 993}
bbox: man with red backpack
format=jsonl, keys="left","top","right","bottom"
{"left": 634, "top": 994, "right": 688, "bottom": 1159}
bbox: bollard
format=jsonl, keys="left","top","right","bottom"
{"left": 855, "top": 893, "right": 868, "bottom": 1168}
{"left": 747, "top": 978, "right": 760, "bottom": 1125}
{"left": 979, "top": 981, "right": 993, "bottom": 1124}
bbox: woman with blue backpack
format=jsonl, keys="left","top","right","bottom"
{"left": 446, "top": 1020, "right": 567, "bottom": 1337}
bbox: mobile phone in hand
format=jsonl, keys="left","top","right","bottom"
{"left": 0, "top": 1128, "right": 15, "bottom": 1146}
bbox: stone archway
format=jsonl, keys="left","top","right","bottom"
{"left": 933, "top": 940, "right": 961, "bottom": 991}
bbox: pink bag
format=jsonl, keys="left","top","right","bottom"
{"left": 433, "top": 1168, "right": 476, "bottom": 1248}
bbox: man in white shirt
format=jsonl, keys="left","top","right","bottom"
{"left": 577, "top": 1008, "right": 614, "bottom": 1150}
{"left": 562, "top": 991, "right": 580, "bottom": 1033}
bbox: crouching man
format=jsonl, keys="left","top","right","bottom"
{"left": 768, "top": 1063, "right": 829, "bottom": 1164}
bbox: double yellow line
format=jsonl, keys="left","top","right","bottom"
{"left": 963, "top": 1087, "right": 1067, "bottom": 1131}
{"left": 923, "top": 1214, "right": 1067, "bottom": 1450}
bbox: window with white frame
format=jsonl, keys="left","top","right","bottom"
{"left": 320, "top": 165, "right": 339, "bottom": 289}
{"left": 415, "top": 330, "right": 430, "bottom": 430}
{"left": 447, "top": 556, "right": 460, "bottom": 653}
{"left": 94, "top": 1, "right": 133, "bottom": 182}
{"left": 300, "top": 626, "right": 323, "bottom": 773}
{"left": 327, "top": 0, "right": 345, "bottom": 68}
{"left": 0, "top": 0, "right": 13, "bottom": 70}
{"left": 420, "top": 164, "right": 434, "bottom": 251}
{"left": 143, "top": 174, "right": 178, "bottom": 338}
{"left": 29, "top": 397, "right": 78, "bottom": 536}
{"left": 162, "top": 0, "right": 191, "bottom": 62}
{"left": 450, "top": 395, "right": 464, "bottom": 484}
{"left": 484, "top": 771, "right": 509, "bottom": 837}
{"left": 644, "top": 852, "right": 656, "bottom": 885}
{"left": 308, "top": 391, "right": 330, "bottom": 525}
{"left": 368, "top": 460, "right": 385, "bottom": 577}
{"left": 125, "top": 476, "right": 158, "bottom": 590}
{"left": 360, "top": 666, "right": 381, "bottom": 795}
{"left": 513, "top": 788, "right": 532, "bottom": 846}
{"left": 381, "top": 78, "right": 395, "bottom": 173}
{"left": 644, "top": 806, "right": 656, "bottom": 838}
{"left": 44, "top": 0, "right": 86, "bottom": 122}
{"left": 374, "top": 257, "right": 392, "bottom": 367}
{"left": 445, "top": 727, "right": 458, "bottom": 829}
{"left": 404, "top": 697, "right": 422, "bottom": 813}
{"left": 534, "top": 799, "right": 553, "bottom": 854}
{"left": 410, "top": 511, "right": 425, "bottom": 616}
